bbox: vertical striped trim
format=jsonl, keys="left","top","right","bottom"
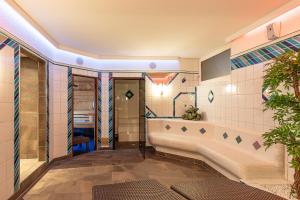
{"left": 67, "top": 67, "right": 73, "bottom": 155}
{"left": 97, "top": 72, "right": 102, "bottom": 149}
{"left": 0, "top": 37, "right": 21, "bottom": 192}
{"left": 231, "top": 34, "right": 300, "bottom": 69}
{"left": 108, "top": 72, "right": 113, "bottom": 149}
{"left": 46, "top": 62, "right": 50, "bottom": 162}
{"left": 13, "top": 44, "right": 20, "bottom": 192}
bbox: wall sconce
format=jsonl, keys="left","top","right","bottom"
{"left": 152, "top": 83, "right": 169, "bottom": 96}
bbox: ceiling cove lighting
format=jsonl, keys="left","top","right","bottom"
{"left": 245, "top": 5, "right": 300, "bottom": 36}
{"left": 0, "top": 0, "right": 179, "bottom": 71}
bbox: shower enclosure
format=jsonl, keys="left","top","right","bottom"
{"left": 19, "top": 49, "right": 47, "bottom": 182}
{"left": 113, "top": 78, "right": 145, "bottom": 157}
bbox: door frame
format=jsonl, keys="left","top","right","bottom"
{"left": 71, "top": 74, "right": 98, "bottom": 156}
{"left": 112, "top": 77, "right": 145, "bottom": 150}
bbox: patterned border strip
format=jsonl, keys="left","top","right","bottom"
{"left": 145, "top": 105, "right": 157, "bottom": 118}
{"left": 46, "top": 62, "right": 50, "bottom": 162}
{"left": 173, "top": 90, "right": 196, "bottom": 117}
{"left": 231, "top": 34, "right": 300, "bottom": 70}
{"left": 0, "top": 37, "right": 21, "bottom": 191}
{"left": 67, "top": 67, "right": 73, "bottom": 155}
{"left": 97, "top": 72, "right": 102, "bottom": 149}
{"left": 13, "top": 42, "right": 20, "bottom": 192}
{"left": 108, "top": 72, "right": 113, "bottom": 149}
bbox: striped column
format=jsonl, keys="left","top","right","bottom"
{"left": 13, "top": 44, "right": 20, "bottom": 192}
{"left": 67, "top": 67, "right": 73, "bottom": 155}
{"left": 46, "top": 62, "right": 50, "bottom": 162}
{"left": 97, "top": 72, "right": 102, "bottom": 149}
{"left": 108, "top": 72, "right": 113, "bottom": 149}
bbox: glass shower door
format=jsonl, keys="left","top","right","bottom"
{"left": 139, "top": 79, "right": 146, "bottom": 158}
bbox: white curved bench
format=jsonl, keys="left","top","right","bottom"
{"left": 147, "top": 119, "right": 285, "bottom": 182}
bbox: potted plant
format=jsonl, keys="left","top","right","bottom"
{"left": 182, "top": 105, "right": 201, "bottom": 121}
{"left": 263, "top": 50, "right": 300, "bottom": 199}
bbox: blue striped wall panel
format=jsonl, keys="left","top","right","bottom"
{"left": 108, "top": 72, "right": 113, "bottom": 149}
{"left": 67, "top": 67, "right": 73, "bottom": 155}
{"left": 231, "top": 35, "right": 300, "bottom": 70}
{"left": 97, "top": 72, "right": 102, "bottom": 149}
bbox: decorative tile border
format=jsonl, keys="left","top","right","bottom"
{"left": 231, "top": 34, "right": 300, "bottom": 70}
{"left": 97, "top": 72, "right": 102, "bottom": 149}
{"left": 145, "top": 105, "right": 157, "bottom": 118}
{"left": 0, "top": 37, "right": 51, "bottom": 192}
{"left": 223, "top": 132, "right": 228, "bottom": 139}
{"left": 199, "top": 128, "right": 206, "bottom": 134}
{"left": 253, "top": 141, "right": 262, "bottom": 150}
{"left": 262, "top": 87, "right": 270, "bottom": 102}
{"left": 181, "top": 126, "right": 187, "bottom": 132}
{"left": 208, "top": 90, "right": 214, "bottom": 103}
{"left": 13, "top": 42, "right": 20, "bottom": 192}
{"left": 0, "top": 37, "right": 21, "bottom": 191}
{"left": 67, "top": 67, "right": 73, "bottom": 155}
{"left": 173, "top": 90, "right": 196, "bottom": 117}
{"left": 46, "top": 62, "right": 50, "bottom": 162}
{"left": 236, "top": 136, "right": 242, "bottom": 144}
{"left": 165, "top": 124, "right": 171, "bottom": 130}
{"left": 108, "top": 72, "right": 113, "bottom": 149}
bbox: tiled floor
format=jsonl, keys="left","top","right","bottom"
{"left": 20, "top": 159, "right": 44, "bottom": 182}
{"left": 23, "top": 149, "right": 220, "bottom": 200}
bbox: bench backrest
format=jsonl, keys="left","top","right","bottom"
{"left": 147, "top": 119, "right": 284, "bottom": 167}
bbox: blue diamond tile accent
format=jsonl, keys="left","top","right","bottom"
{"left": 125, "top": 90, "right": 134, "bottom": 99}
{"left": 165, "top": 125, "right": 171, "bottom": 130}
{"left": 181, "top": 126, "right": 187, "bottom": 132}
{"left": 199, "top": 128, "right": 206, "bottom": 134}
{"left": 253, "top": 141, "right": 261, "bottom": 150}
{"left": 223, "top": 132, "right": 228, "bottom": 139}
{"left": 236, "top": 136, "right": 242, "bottom": 144}
{"left": 208, "top": 90, "right": 214, "bottom": 103}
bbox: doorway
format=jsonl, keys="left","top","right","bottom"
{"left": 113, "top": 78, "right": 145, "bottom": 156}
{"left": 19, "top": 48, "right": 47, "bottom": 182}
{"left": 72, "top": 75, "right": 97, "bottom": 156}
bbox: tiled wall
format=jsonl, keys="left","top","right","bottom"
{"left": 198, "top": 34, "right": 300, "bottom": 181}
{"left": 115, "top": 80, "right": 139, "bottom": 142}
{"left": 48, "top": 63, "right": 68, "bottom": 160}
{"left": 20, "top": 57, "right": 39, "bottom": 159}
{"left": 0, "top": 38, "right": 15, "bottom": 199}
{"left": 145, "top": 73, "right": 199, "bottom": 118}
{"left": 197, "top": 62, "right": 274, "bottom": 134}
{"left": 100, "top": 72, "right": 111, "bottom": 148}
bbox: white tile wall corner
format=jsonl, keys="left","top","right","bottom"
{"left": 198, "top": 62, "right": 275, "bottom": 133}
{"left": 197, "top": 62, "right": 295, "bottom": 181}
{"left": 0, "top": 45, "right": 15, "bottom": 199}
{"left": 72, "top": 68, "right": 98, "bottom": 77}
{"left": 101, "top": 73, "right": 109, "bottom": 146}
{"left": 49, "top": 63, "right": 68, "bottom": 160}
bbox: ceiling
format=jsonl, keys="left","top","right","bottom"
{"left": 10, "top": 0, "right": 291, "bottom": 58}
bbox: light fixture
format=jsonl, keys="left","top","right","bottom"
{"left": 152, "top": 83, "right": 169, "bottom": 96}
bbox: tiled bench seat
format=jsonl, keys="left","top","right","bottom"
{"left": 147, "top": 119, "right": 285, "bottom": 182}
